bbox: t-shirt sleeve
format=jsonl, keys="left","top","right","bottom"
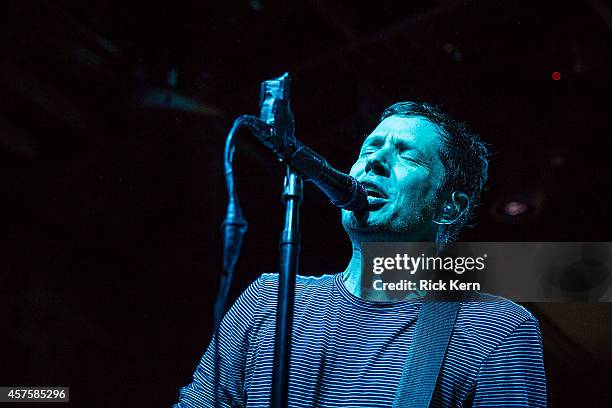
{"left": 173, "top": 277, "right": 263, "bottom": 408}
{"left": 471, "top": 317, "right": 547, "bottom": 407}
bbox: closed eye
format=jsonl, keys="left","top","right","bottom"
{"left": 399, "top": 154, "right": 419, "bottom": 163}
{"left": 400, "top": 154, "right": 431, "bottom": 170}
{"left": 360, "top": 147, "right": 377, "bottom": 157}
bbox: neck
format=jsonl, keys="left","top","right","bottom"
{"left": 342, "top": 239, "right": 427, "bottom": 302}
{"left": 342, "top": 242, "right": 364, "bottom": 297}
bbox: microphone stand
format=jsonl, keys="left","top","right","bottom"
{"left": 218, "top": 73, "right": 301, "bottom": 407}
{"left": 271, "top": 166, "right": 302, "bottom": 408}
{"left": 218, "top": 71, "right": 366, "bottom": 405}
{"left": 218, "top": 72, "right": 365, "bottom": 406}
{"left": 255, "top": 73, "right": 301, "bottom": 407}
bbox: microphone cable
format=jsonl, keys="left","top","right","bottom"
{"left": 213, "top": 114, "right": 271, "bottom": 407}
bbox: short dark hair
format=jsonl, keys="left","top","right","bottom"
{"left": 381, "top": 101, "right": 490, "bottom": 244}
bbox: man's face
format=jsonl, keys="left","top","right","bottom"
{"left": 342, "top": 115, "right": 446, "bottom": 240}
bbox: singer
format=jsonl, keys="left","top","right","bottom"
{"left": 173, "top": 102, "right": 547, "bottom": 407}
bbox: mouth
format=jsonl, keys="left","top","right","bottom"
{"left": 361, "top": 181, "right": 388, "bottom": 199}
{"left": 361, "top": 181, "right": 389, "bottom": 209}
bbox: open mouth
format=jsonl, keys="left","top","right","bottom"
{"left": 362, "top": 182, "right": 388, "bottom": 200}
{"left": 361, "top": 181, "right": 388, "bottom": 209}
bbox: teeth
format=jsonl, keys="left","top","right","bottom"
{"left": 362, "top": 182, "right": 386, "bottom": 199}
{"left": 364, "top": 186, "right": 383, "bottom": 197}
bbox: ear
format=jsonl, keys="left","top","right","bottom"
{"left": 433, "top": 192, "right": 469, "bottom": 225}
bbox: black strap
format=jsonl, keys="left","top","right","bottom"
{"left": 392, "top": 301, "right": 461, "bottom": 408}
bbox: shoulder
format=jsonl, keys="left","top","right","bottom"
{"left": 257, "top": 272, "right": 336, "bottom": 287}
{"left": 459, "top": 293, "right": 536, "bottom": 325}
{"left": 453, "top": 294, "right": 541, "bottom": 356}
{"left": 254, "top": 272, "right": 337, "bottom": 304}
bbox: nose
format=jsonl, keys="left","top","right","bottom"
{"left": 365, "top": 148, "right": 390, "bottom": 177}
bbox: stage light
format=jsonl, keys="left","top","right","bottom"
{"left": 490, "top": 192, "right": 546, "bottom": 223}
{"left": 503, "top": 201, "right": 529, "bottom": 216}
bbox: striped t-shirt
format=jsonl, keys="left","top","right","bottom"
{"left": 174, "top": 273, "right": 546, "bottom": 407}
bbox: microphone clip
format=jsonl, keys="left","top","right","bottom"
{"left": 259, "top": 72, "right": 296, "bottom": 156}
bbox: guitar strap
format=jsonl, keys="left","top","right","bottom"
{"left": 392, "top": 300, "right": 461, "bottom": 408}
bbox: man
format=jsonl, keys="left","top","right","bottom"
{"left": 174, "top": 102, "right": 547, "bottom": 407}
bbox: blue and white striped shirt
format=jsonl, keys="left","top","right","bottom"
{"left": 175, "top": 273, "right": 546, "bottom": 407}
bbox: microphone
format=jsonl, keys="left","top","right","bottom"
{"left": 250, "top": 73, "right": 367, "bottom": 212}
{"left": 283, "top": 140, "right": 368, "bottom": 211}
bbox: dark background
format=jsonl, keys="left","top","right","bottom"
{"left": 1, "top": 0, "right": 611, "bottom": 406}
